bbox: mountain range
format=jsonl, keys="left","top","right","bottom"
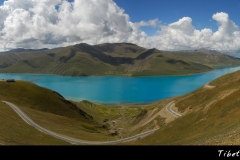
{"left": 0, "top": 43, "right": 240, "bottom": 76}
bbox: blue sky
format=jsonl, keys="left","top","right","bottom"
{"left": 113, "top": 0, "right": 240, "bottom": 34}
{"left": 0, "top": 0, "right": 240, "bottom": 52}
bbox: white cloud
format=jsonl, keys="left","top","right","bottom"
{"left": 134, "top": 18, "right": 160, "bottom": 27}
{"left": 0, "top": 1, "right": 239, "bottom": 52}
{"left": 169, "top": 17, "right": 194, "bottom": 35}
{"left": 146, "top": 12, "right": 240, "bottom": 51}
{"left": 0, "top": 0, "right": 140, "bottom": 50}
{"left": 212, "top": 12, "right": 238, "bottom": 41}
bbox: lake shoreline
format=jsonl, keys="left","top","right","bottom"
{"left": 81, "top": 96, "right": 178, "bottom": 107}
{"left": 1, "top": 65, "right": 240, "bottom": 106}
{"left": 1, "top": 65, "right": 239, "bottom": 78}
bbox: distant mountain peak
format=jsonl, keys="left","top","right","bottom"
{"left": 7, "top": 48, "right": 49, "bottom": 53}
{"left": 197, "top": 48, "right": 222, "bottom": 54}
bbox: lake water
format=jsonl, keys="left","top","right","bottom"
{"left": 1, "top": 66, "right": 240, "bottom": 105}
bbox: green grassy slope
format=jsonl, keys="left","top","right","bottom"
{"left": 124, "top": 70, "right": 240, "bottom": 145}
{"left": 0, "top": 79, "right": 174, "bottom": 144}
{"left": 0, "top": 80, "right": 93, "bottom": 121}
{"left": 0, "top": 101, "right": 69, "bottom": 145}
{"left": 0, "top": 80, "right": 137, "bottom": 143}
{"left": 0, "top": 48, "right": 61, "bottom": 66}
{"left": 1, "top": 80, "right": 165, "bottom": 144}
{"left": 126, "top": 50, "right": 213, "bottom": 76}
{"left": 74, "top": 100, "right": 122, "bottom": 123}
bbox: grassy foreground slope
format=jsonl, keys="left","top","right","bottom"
{"left": 0, "top": 79, "right": 180, "bottom": 144}
{"left": 0, "top": 80, "right": 94, "bottom": 121}
{"left": 124, "top": 70, "right": 240, "bottom": 145}
{"left": 0, "top": 80, "right": 131, "bottom": 144}
{"left": 0, "top": 80, "right": 169, "bottom": 144}
{"left": 0, "top": 101, "right": 69, "bottom": 145}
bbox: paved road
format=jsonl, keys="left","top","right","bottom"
{"left": 166, "top": 101, "right": 182, "bottom": 118}
{"left": 2, "top": 100, "right": 158, "bottom": 145}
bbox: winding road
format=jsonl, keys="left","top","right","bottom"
{"left": 2, "top": 100, "right": 158, "bottom": 145}
{"left": 166, "top": 101, "right": 182, "bottom": 118}
{"left": 165, "top": 83, "right": 214, "bottom": 117}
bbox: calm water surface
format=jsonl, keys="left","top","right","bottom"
{"left": 1, "top": 66, "right": 240, "bottom": 105}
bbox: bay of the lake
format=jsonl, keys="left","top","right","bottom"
{"left": 1, "top": 66, "right": 240, "bottom": 105}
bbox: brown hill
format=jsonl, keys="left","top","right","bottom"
{"left": 1, "top": 43, "right": 240, "bottom": 76}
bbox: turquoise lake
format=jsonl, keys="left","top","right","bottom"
{"left": 1, "top": 66, "right": 240, "bottom": 105}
